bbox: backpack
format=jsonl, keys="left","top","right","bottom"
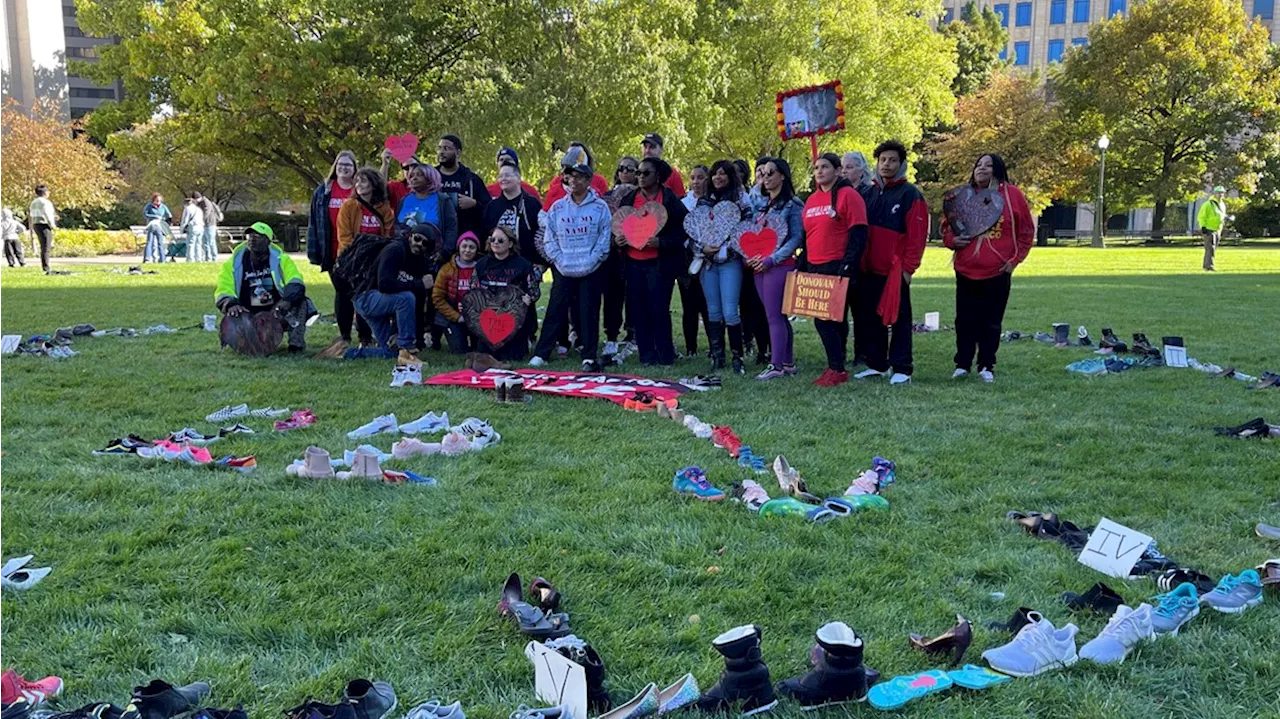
{"left": 333, "top": 232, "right": 394, "bottom": 295}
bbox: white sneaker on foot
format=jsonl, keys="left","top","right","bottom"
{"left": 952, "top": 368, "right": 968, "bottom": 379}
{"left": 347, "top": 413, "right": 399, "bottom": 439}
{"left": 529, "top": 356, "right": 547, "bottom": 367}
{"left": 978, "top": 369, "right": 995, "bottom": 383}
{"left": 889, "top": 373, "right": 911, "bottom": 385}
{"left": 853, "top": 368, "right": 885, "bottom": 380}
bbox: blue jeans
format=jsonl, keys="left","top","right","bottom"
{"left": 354, "top": 290, "right": 418, "bottom": 351}
{"left": 701, "top": 259, "right": 743, "bottom": 325}
{"left": 185, "top": 227, "right": 205, "bottom": 261}
{"left": 144, "top": 221, "right": 167, "bottom": 262}
{"left": 202, "top": 226, "right": 219, "bottom": 262}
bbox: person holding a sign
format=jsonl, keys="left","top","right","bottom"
{"left": 855, "top": 140, "right": 929, "bottom": 386}
{"left": 617, "top": 157, "right": 689, "bottom": 366}
{"left": 801, "top": 153, "right": 868, "bottom": 387}
{"left": 475, "top": 225, "right": 540, "bottom": 361}
{"left": 745, "top": 158, "right": 805, "bottom": 380}
{"left": 697, "top": 160, "right": 752, "bottom": 374}
{"left": 941, "top": 154, "right": 1034, "bottom": 382}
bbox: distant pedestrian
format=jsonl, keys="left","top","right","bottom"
{"left": 180, "top": 196, "right": 205, "bottom": 262}
{"left": 197, "top": 193, "right": 223, "bottom": 262}
{"left": 28, "top": 185, "right": 57, "bottom": 274}
{"left": 2, "top": 208, "right": 27, "bottom": 267}
{"left": 1198, "top": 185, "right": 1228, "bottom": 272}
{"left": 143, "top": 193, "right": 173, "bottom": 263}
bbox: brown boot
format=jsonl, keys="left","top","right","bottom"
{"left": 470, "top": 352, "right": 510, "bottom": 371}
{"left": 316, "top": 337, "right": 348, "bottom": 359}
{"left": 397, "top": 349, "right": 423, "bottom": 367}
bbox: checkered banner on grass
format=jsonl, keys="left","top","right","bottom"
{"left": 424, "top": 369, "right": 687, "bottom": 407}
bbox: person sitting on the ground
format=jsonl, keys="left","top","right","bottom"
{"left": 433, "top": 231, "right": 481, "bottom": 354}
{"left": 352, "top": 223, "right": 439, "bottom": 367}
{"left": 214, "top": 222, "right": 311, "bottom": 355}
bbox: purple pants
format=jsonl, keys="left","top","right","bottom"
{"left": 754, "top": 263, "right": 794, "bottom": 366}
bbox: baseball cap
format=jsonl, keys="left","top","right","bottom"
{"left": 560, "top": 146, "right": 592, "bottom": 176}
{"left": 247, "top": 222, "right": 275, "bottom": 241}
{"left": 497, "top": 146, "right": 519, "bottom": 167}
{"left": 641, "top": 133, "right": 664, "bottom": 148}
{"left": 1213, "top": 185, "right": 1226, "bottom": 193}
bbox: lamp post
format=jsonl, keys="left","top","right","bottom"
{"left": 1092, "top": 134, "right": 1110, "bottom": 248}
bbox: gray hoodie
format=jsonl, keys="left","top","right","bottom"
{"left": 537, "top": 188, "right": 612, "bottom": 277}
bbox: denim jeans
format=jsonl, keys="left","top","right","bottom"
{"left": 186, "top": 227, "right": 205, "bottom": 262}
{"left": 701, "top": 259, "right": 743, "bottom": 326}
{"left": 144, "top": 220, "right": 168, "bottom": 263}
{"left": 202, "top": 226, "right": 219, "bottom": 262}
{"left": 354, "top": 289, "right": 418, "bottom": 351}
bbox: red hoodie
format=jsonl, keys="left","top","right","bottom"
{"left": 941, "top": 183, "right": 1035, "bottom": 280}
{"left": 542, "top": 173, "right": 611, "bottom": 211}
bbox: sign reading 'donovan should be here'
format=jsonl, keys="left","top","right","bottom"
{"left": 1077, "top": 518, "right": 1154, "bottom": 579}
{"left": 782, "top": 271, "right": 848, "bottom": 321}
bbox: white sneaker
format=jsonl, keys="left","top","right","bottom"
{"left": 400, "top": 411, "right": 450, "bottom": 434}
{"left": 1079, "top": 604, "right": 1154, "bottom": 665}
{"left": 556, "top": 345, "right": 569, "bottom": 358}
{"left": 692, "top": 421, "right": 714, "bottom": 439}
{"left": 249, "top": 406, "right": 291, "bottom": 417}
{"left": 529, "top": 356, "right": 547, "bottom": 367}
{"left": 889, "top": 373, "right": 911, "bottom": 385}
{"left": 390, "top": 366, "right": 416, "bottom": 388}
{"left": 981, "top": 612, "right": 1078, "bottom": 677}
{"left": 603, "top": 341, "right": 619, "bottom": 356}
{"left": 205, "top": 403, "right": 249, "bottom": 423}
{"left": 978, "top": 369, "right": 995, "bottom": 383}
{"left": 347, "top": 413, "right": 399, "bottom": 439}
{"left": 951, "top": 368, "right": 968, "bottom": 379}
{"left": 853, "top": 368, "right": 885, "bottom": 380}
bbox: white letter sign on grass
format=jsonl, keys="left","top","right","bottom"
{"left": 1077, "top": 518, "right": 1153, "bottom": 578}
{"left": 524, "top": 641, "right": 587, "bottom": 719}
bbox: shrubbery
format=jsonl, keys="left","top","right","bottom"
{"left": 48, "top": 230, "right": 137, "bottom": 257}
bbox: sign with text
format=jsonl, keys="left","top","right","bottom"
{"left": 524, "top": 641, "right": 587, "bottom": 719}
{"left": 781, "top": 271, "right": 848, "bottom": 321}
{"left": 1077, "top": 518, "right": 1153, "bottom": 579}
{"left": 424, "top": 369, "right": 688, "bottom": 407}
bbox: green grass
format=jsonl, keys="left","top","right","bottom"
{"left": 2, "top": 246, "right": 1278, "bottom": 719}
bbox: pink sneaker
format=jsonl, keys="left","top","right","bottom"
{"left": 441, "top": 431, "right": 472, "bottom": 456}
{"left": 274, "top": 409, "right": 317, "bottom": 431}
{"left": 392, "top": 438, "right": 442, "bottom": 459}
{"left": 1, "top": 671, "right": 63, "bottom": 707}
{"left": 844, "top": 470, "right": 880, "bottom": 496}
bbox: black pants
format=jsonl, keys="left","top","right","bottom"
{"left": 603, "top": 249, "right": 629, "bottom": 342}
{"left": 855, "top": 272, "right": 914, "bottom": 375}
{"left": 676, "top": 273, "right": 707, "bottom": 355}
{"left": 33, "top": 223, "right": 52, "bottom": 273}
{"left": 535, "top": 267, "right": 605, "bottom": 362}
{"left": 954, "top": 272, "right": 1012, "bottom": 371}
{"left": 739, "top": 270, "right": 770, "bottom": 358}
{"left": 330, "top": 272, "right": 372, "bottom": 344}
{"left": 444, "top": 320, "right": 475, "bottom": 354}
{"left": 626, "top": 259, "right": 677, "bottom": 365}
{"left": 810, "top": 263, "right": 855, "bottom": 372}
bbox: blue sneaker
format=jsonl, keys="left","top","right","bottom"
{"left": 1150, "top": 582, "right": 1200, "bottom": 637}
{"left": 872, "top": 456, "right": 896, "bottom": 486}
{"left": 673, "top": 467, "right": 725, "bottom": 501}
{"left": 737, "top": 447, "right": 767, "bottom": 475}
{"left": 1200, "top": 570, "right": 1264, "bottom": 614}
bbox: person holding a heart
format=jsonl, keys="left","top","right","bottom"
{"left": 474, "top": 225, "right": 539, "bottom": 361}
{"left": 695, "top": 160, "right": 753, "bottom": 375}
{"left": 744, "top": 158, "right": 806, "bottom": 381}
{"left": 600, "top": 156, "right": 642, "bottom": 354}
{"left": 615, "top": 157, "right": 689, "bottom": 366}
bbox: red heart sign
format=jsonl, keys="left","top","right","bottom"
{"left": 621, "top": 212, "right": 659, "bottom": 250}
{"left": 479, "top": 309, "right": 517, "bottom": 346}
{"left": 384, "top": 133, "right": 419, "bottom": 164}
{"left": 737, "top": 227, "right": 778, "bottom": 259}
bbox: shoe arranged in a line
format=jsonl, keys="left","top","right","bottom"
{"left": 657, "top": 674, "right": 699, "bottom": 715}
{"left": 1214, "top": 417, "right": 1271, "bottom": 438}
{"left": 343, "top": 679, "right": 397, "bottom": 719}
{"left": 1259, "top": 523, "right": 1280, "bottom": 540}
{"left": 337, "top": 447, "right": 385, "bottom": 480}
{"left": 286, "top": 447, "right": 336, "bottom": 478}
{"left": 776, "top": 621, "right": 876, "bottom": 710}
{"left": 509, "top": 600, "right": 572, "bottom": 640}
{"left": 736, "top": 447, "right": 767, "bottom": 475}
{"left": 673, "top": 467, "right": 725, "bottom": 501}
{"left": 508, "top": 705, "right": 567, "bottom": 719}
{"left": 214, "top": 455, "right": 256, "bottom": 473}
{"left": 812, "top": 369, "right": 849, "bottom": 387}
{"left": 1155, "top": 568, "right": 1215, "bottom": 595}
{"left": 1076, "top": 326, "right": 1092, "bottom": 347}
{"left": 1099, "top": 327, "right": 1127, "bottom": 352}
{"left": 1062, "top": 582, "right": 1125, "bottom": 614}
{"left": 274, "top": 409, "right": 317, "bottom": 432}
{"left": 596, "top": 684, "right": 657, "bottom": 719}
{"left": 908, "top": 615, "right": 972, "bottom": 668}
{"left": 453, "top": 417, "right": 501, "bottom": 449}
{"left": 391, "top": 365, "right": 423, "bottom": 387}
{"left": 711, "top": 426, "right": 743, "bottom": 458}
{"left": 758, "top": 497, "right": 837, "bottom": 522}
{"left": 683, "top": 415, "right": 714, "bottom": 439}
{"left": 696, "top": 624, "right": 778, "bottom": 716}
{"left": 1200, "top": 570, "right": 1264, "bottom": 614}
{"left": 1052, "top": 322, "right": 1070, "bottom": 347}
{"left": 1079, "top": 604, "right": 1153, "bottom": 665}
{"left": 889, "top": 373, "right": 911, "bottom": 385}
{"left": 755, "top": 364, "right": 786, "bottom": 381}
{"left": 205, "top": 404, "right": 249, "bottom": 424}
{"left": 405, "top": 701, "right": 464, "bottom": 719}
{"left": 392, "top": 438, "right": 442, "bottom": 459}
{"left": 980, "top": 612, "right": 1078, "bottom": 677}
{"left": 1258, "top": 559, "right": 1280, "bottom": 587}
{"left": 440, "top": 432, "right": 473, "bottom": 456}
{"left": 248, "top": 406, "right": 290, "bottom": 417}
{"left": 1150, "top": 582, "right": 1200, "bottom": 637}
{"left": 348, "top": 413, "right": 398, "bottom": 439}
{"left": 94, "top": 439, "right": 141, "bottom": 455}
{"left": 121, "top": 680, "right": 211, "bottom": 719}
{"left": 219, "top": 423, "right": 254, "bottom": 437}
{"left": 822, "top": 495, "right": 889, "bottom": 516}
{"left": 843, "top": 470, "right": 880, "bottom": 497}
{"left": 772, "top": 455, "right": 821, "bottom": 504}
{"left": 624, "top": 391, "right": 659, "bottom": 412}
{"left": 1, "top": 671, "right": 63, "bottom": 707}
{"left": 0, "top": 564, "right": 52, "bottom": 590}
{"left": 678, "top": 375, "right": 722, "bottom": 391}
{"left": 729, "top": 480, "right": 771, "bottom": 511}
{"left": 853, "top": 368, "right": 884, "bottom": 380}
{"left": 866, "top": 670, "right": 952, "bottom": 712}
{"left": 400, "top": 411, "right": 450, "bottom": 435}
{"left": 603, "top": 341, "right": 620, "bottom": 357}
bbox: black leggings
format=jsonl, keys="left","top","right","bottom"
{"left": 330, "top": 272, "right": 371, "bottom": 344}
{"left": 954, "top": 272, "right": 1012, "bottom": 371}
{"left": 677, "top": 274, "right": 707, "bottom": 355}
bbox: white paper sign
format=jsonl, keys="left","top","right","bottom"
{"left": 1077, "top": 518, "right": 1154, "bottom": 578}
{"left": 524, "top": 641, "right": 587, "bottom": 719}
{"left": 924, "top": 312, "right": 940, "bottom": 330}
{"left": 1163, "top": 344, "right": 1187, "bottom": 368}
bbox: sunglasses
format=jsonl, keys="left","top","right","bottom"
{"left": 637, "top": 169, "right": 655, "bottom": 177}
{"left": 617, "top": 165, "right": 637, "bottom": 173}
{"left": 489, "top": 235, "right": 510, "bottom": 243}
{"left": 761, "top": 170, "right": 777, "bottom": 178}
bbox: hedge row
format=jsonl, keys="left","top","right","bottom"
{"left": 47, "top": 230, "right": 137, "bottom": 257}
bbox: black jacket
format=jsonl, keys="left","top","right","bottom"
{"left": 616, "top": 185, "right": 688, "bottom": 278}
{"left": 484, "top": 191, "right": 542, "bottom": 262}
{"left": 376, "top": 239, "right": 433, "bottom": 295}
{"left": 438, "top": 163, "right": 490, "bottom": 238}
{"left": 307, "top": 182, "right": 336, "bottom": 270}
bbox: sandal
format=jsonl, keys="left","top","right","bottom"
{"left": 498, "top": 572, "right": 523, "bottom": 616}
{"left": 510, "top": 601, "right": 572, "bottom": 639}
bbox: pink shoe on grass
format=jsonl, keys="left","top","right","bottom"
{"left": 1, "top": 670, "right": 63, "bottom": 707}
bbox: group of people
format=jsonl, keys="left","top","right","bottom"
{"left": 215, "top": 129, "right": 1038, "bottom": 382}
{"left": 142, "top": 193, "right": 224, "bottom": 263}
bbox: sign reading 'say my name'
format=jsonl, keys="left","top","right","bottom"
{"left": 782, "top": 271, "right": 849, "bottom": 321}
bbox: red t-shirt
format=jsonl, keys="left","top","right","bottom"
{"left": 626, "top": 190, "right": 663, "bottom": 261}
{"left": 328, "top": 184, "right": 352, "bottom": 255}
{"left": 359, "top": 206, "right": 386, "bottom": 234}
{"left": 542, "top": 173, "right": 610, "bottom": 211}
{"left": 456, "top": 265, "right": 476, "bottom": 300}
{"left": 802, "top": 186, "right": 867, "bottom": 265}
{"left": 665, "top": 167, "right": 686, "bottom": 197}
{"left": 487, "top": 181, "right": 542, "bottom": 202}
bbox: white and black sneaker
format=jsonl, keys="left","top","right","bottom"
{"left": 219, "top": 423, "right": 255, "bottom": 437}
{"left": 249, "top": 406, "right": 291, "bottom": 418}
{"left": 581, "top": 359, "right": 599, "bottom": 372}
{"left": 205, "top": 403, "right": 249, "bottom": 423}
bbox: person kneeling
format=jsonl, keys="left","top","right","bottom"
{"left": 353, "top": 223, "right": 439, "bottom": 367}
{"left": 214, "top": 222, "right": 312, "bottom": 355}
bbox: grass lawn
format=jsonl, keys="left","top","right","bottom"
{"left": 2, "top": 246, "right": 1278, "bottom": 719}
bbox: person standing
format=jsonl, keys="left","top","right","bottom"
{"left": 436, "top": 134, "right": 490, "bottom": 239}
{"left": 639, "top": 133, "right": 686, "bottom": 196}
{"left": 484, "top": 162, "right": 543, "bottom": 263}
{"left": 802, "top": 153, "right": 868, "bottom": 387}
{"left": 745, "top": 159, "right": 805, "bottom": 380}
{"left": 475, "top": 225, "right": 540, "bottom": 362}
{"left": 309, "top": 151, "right": 371, "bottom": 353}
{"left": 28, "top": 185, "right": 57, "bottom": 274}
{"left": 854, "top": 140, "right": 929, "bottom": 386}
{"left": 142, "top": 194, "right": 173, "bottom": 264}
{"left": 529, "top": 147, "right": 613, "bottom": 370}
{"left": 2, "top": 208, "right": 27, "bottom": 267}
{"left": 683, "top": 165, "right": 709, "bottom": 210}
{"left": 601, "top": 157, "right": 641, "bottom": 355}
{"left": 1198, "top": 185, "right": 1228, "bottom": 272}
{"left": 697, "top": 161, "right": 751, "bottom": 374}
{"left": 675, "top": 165, "right": 710, "bottom": 360}
{"left": 180, "top": 196, "right": 205, "bottom": 262}
{"left": 941, "top": 154, "right": 1034, "bottom": 382}
{"left": 839, "top": 151, "right": 876, "bottom": 370}
{"left": 617, "top": 157, "right": 689, "bottom": 366}
{"left": 485, "top": 147, "right": 542, "bottom": 201}
{"left": 197, "top": 193, "right": 223, "bottom": 262}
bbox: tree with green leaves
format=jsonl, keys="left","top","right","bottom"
{"left": 1, "top": 98, "right": 123, "bottom": 217}
{"left": 941, "top": 1, "right": 1009, "bottom": 97}
{"left": 1053, "top": 0, "right": 1280, "bottom": 238}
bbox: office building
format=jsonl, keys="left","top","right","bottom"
{"left": 2, "top": 0, "right": 122, "bottom": 119}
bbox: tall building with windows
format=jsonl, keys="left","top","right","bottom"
{"left": 941, "top": 0, "right": 1279, "bottom": 69}
{"left": 2, "top": 0, "right": 122, "bottom": 119}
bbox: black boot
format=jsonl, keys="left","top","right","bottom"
{"left": 1052, "top": 323, "right": 1069, "bottom": 347}
{"left": 123, "top": 681, "right": 210, "bottom": 719}
{"left": 697, "top": 625, "right": 777, "bottom": 716}
{"left": 1100, "top": 328, "right": 1127, "bottom": 352}
{"left": 727, "top": 324, "right": 746, "bottom": 375}
{"left": 583, "top": 646, "right": 611, "bottom": 713}
{"left": 707, "top": 321, "right": 726, "bottom": 371}
{"left": 776, "top": 622, "right": 876, "bottom": 709}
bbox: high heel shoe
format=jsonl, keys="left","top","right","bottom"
{"left": 908, "top": 614, "right": 972, "bottom": 667}
{"left": 529, "top": 576, "right": 561, "bottom": 612}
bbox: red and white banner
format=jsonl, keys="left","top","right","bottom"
{"left": 424, "top": 369, "right": 688, "bottom": 407}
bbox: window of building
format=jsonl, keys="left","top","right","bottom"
{"left": 1015, "top": 2, "right": 1032, "bottom": 26}
{"left": 994, "top": 3, "right": 1009, "bottom": 27}
{"left": 63, "top": 3, "right": 76, "bottom": 17}
{"left": 1014, "top": 41, "right": 1030, "bottom": 66}
{"left": 1108, "top": 0, "right": 1126, "bottom": 17}
{"left": 1072, "top": 37, "right": 1089, "bottom": 46}
{"left": 70, "top": 87, "right": 116, "bottom": 99}
{"left": 1073, "top": 0, "right": 1090, "bottom": 22}
{"left": 999, "top": 45, "right": 1008, "bottom": 61}
{"left": 1050, "top": 0, "right": 1067, "bottom": 24}
{"left": 942, "top": 6, "right": 954, "bottom": 23}
{"left": 65, "top": 46, "right": 99, "bottom": 59}
{"left": 65, "top": 25, "right": 84, "bottom": 37}
{"left": 1256, "top": 0, "right": 1274, "bottom": 20}
{"left": 1047, "top": 39, "right": 1065, "bottom": 63}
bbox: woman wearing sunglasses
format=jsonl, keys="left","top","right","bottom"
{"left": 474, "top": 225, "right": 540, "bottom": 361}
{"left": 744, "top": 158, "right": 806, "bottom": 381}
{"left": 600, "top": 156, "right": 642, "bottom": 356}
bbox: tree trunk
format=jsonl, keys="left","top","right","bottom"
{"left": 1150, "top": 198, "right": 1167, "bottom": 244}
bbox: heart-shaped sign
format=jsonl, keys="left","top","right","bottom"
{"left": 943, "top": 184, "right": 1004, "bottom": 239}
{"left": 733, "top": 212, "right": 788, "bottom": 259}
{"left": 462, "top": 286, "right": 529, "bottom": 349}
{"left": 384, "top": 133, "right": 420, "bottom": 164}
{"left": 612, "top": 202, "right": 668, "bottom": 250}
{"left": 683, "top": 201, "right": 743, "bottom": 252}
